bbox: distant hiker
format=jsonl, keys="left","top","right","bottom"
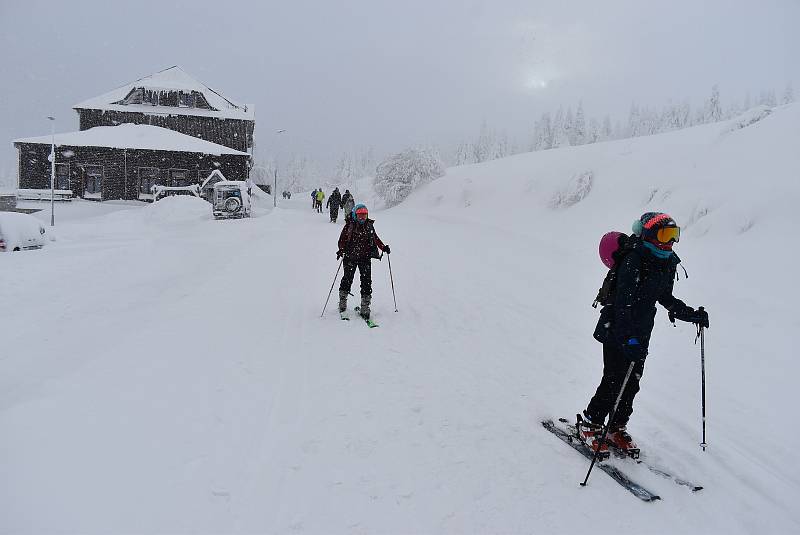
{"left": 327, "top": 187, "right": 342, "bottom": 223}
{"left": 311, "top": 189, "right": 318, "bottom": 209}
{"left": 340, "top": 189, "right": 355, "bottom": 222}
{"left": 337, "top": 204, "right": 390, "bottom": 320}
{"left": 578, "top": 212, "right": 709, "bottom": 456}
{"left": 316, "top": 188, "right": 325, "bottom": 213}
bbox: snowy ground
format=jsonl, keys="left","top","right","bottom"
{"left": 2, "top": 105, "right": 799, "bottom": 534}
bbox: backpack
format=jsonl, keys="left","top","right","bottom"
{"left": 592, "top": 233, "right": 636, "bottom": 308}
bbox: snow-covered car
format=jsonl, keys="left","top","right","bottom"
{"left": 213, "top": 181, "right": 251, "bottom": 219}
{"left": 0, "top": 191, "right": 17, "bottom": 210}
{"left": 0, "top": 212, "right": 46, "bottom": 252}
{"left": 152, "top": 184, "right": 201, "bottom": 202}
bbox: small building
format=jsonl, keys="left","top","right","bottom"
{"left": 13, "top": 66, "right": 254, "bottom": 201}
{"left": 14, "top": 124, "right": 249, "bottom": 201}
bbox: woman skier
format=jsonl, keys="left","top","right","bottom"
{"left": 579, "top": 212, "right": 709, "bottom": 455}
{"left": 336, "top": 204, "right": 390, "bottom": 320}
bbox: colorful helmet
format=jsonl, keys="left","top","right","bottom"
{"left": 633, "top": 212, "right": 680, "bottom": 248}
{"left": 353, "top": 203, "right": 368, "bottom": 223}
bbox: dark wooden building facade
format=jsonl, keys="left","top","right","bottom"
{"left": 14, "top": 66, "right": 254, "bottom": 201}
{"left": 15, "top": 140, "right": 249, "bottom": 201}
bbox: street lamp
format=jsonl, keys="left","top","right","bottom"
{"left": 274, "top": 129, "right": 286, "bottom": 208}
{"left": 47, "top": 116, "right": 55, "bottom": 226}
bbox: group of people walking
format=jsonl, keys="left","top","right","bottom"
{"left": 311, "top": 187, "right": 356, "bottom": 223}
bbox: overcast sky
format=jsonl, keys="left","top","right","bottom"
{"left": 1, "top": 0, "right": 798, "bottom": 178}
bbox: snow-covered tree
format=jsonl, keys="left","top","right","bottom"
{"left": 783, "top": 82, "right": 795, "bottom": 104}
{"left": 551, "top": 107, "right": 570, "bottom": 148}
{"left": 374, "top": 147, "right": 445, "bottom": 206}
{"left": 602, "top": 115, "right": 613, "bottom": 141}
{"left": 574, "top": 102, "right": 587, "bottom": 145}
{"left": 705, "top": 84, "right": 723, "bottom": 122}
{"left": 627, "top": 103, "right": 641, "bottom": 137}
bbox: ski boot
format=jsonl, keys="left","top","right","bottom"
{"left": 338, "top": 290, "right": 348, "bottom": 313}
{"left": 606, "top": 425, "right": 640, "bottom": 459}
{"left": 359, "top": 295, "right": 371, "bottom": 320}
{"left": 576, "top": 413, "right": 609, "bottom": 460}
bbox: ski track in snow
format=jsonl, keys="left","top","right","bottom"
{"left": 2, "top": 105, "right": 800, "bottom": 534}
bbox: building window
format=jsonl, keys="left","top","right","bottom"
{"left": 169, "top": 169, "right": 191, "bottom": 187}
{"left": 138, "top": 167, "right": 160, "bottom": 196}
{"left": 83, "top": 165, "right": 103, "bottom": 198}
{"left": 55, "top": 163, "right": 70, "bottom": 190}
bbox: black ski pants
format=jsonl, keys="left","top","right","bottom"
{"left": 330, "top": 206, "right": 339, "bottom": 221}
{"left": 584, "top": 342, "right": 645, "bottom": 429}
{"left": 339, "top": 257, "right": 372, "bottom": 297}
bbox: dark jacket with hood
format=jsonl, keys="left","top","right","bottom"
{"left": 595, "top": 238, "right": 693, "bottom": 350}
{"left": 338, "top": 218, "right": 386, "bottom": 260}
{"left": 327, "top": 189, "right": 342, "bottom": 209}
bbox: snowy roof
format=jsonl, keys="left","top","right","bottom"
{"left": 14, "top": 124, "right": 249, "bottom": 156}
{"left": 201, "top": 169, "right": 227, "bottom": 189}
{"left": 73, "top": 66, "right": 254, "bottom": 121}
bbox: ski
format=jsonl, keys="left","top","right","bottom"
{"left": 354, "top": 307, "right": 379, "bottom": 328}
{"left": 556, "top": 418, "right": 703, "bottom": 492}
{"left": 542, "top": 420, "right": 661, "bottom": 502}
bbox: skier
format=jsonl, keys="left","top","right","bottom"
{"left": 340, "top": 189, "right": 355, "bottom": 223}
{"left": 316, "top": 188, "right": 325, "bottom": 213}
{"left": 336, "top": 204, "right": 390, "bottom": 320}
{"left": 326, "top": 187, "right": 342, "bottom": 223}
{"left": 311, "top": 189, "right": 317, "bottom": 209}
{"left": 578, "top": 212, "right": 709, "bottom": 455}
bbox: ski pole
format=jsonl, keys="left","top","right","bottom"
{"left": 698, "top": 308, "right": 707, "bottom": 451}
{"left": 387, "top": 253, "right": 398, "bottom": 312}
{"left": 581, "top": 361, "right": 635, "bottom": 487}
{"left": 320, "top": 259, "right": 343, "bottom": 318}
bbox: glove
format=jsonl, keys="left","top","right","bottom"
{"left": 621, "top": 338, "right": 647, "bottom": 362}
{"left": 687, "top": 307, "right": 709, "bottom": 329}
{"left": 383, "top": 244, "right": 391, "bottom": 254}
{"left": 336, "top": 250, "right": 344, "bottom": 260}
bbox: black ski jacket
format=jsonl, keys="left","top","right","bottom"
{"left": 596, "top": 239, "right": 693, "bottom": 350}
{"left": 327, "top": 190, "right": 342, "bottom": 209}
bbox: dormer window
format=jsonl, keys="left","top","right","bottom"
{"left": 115, "top": 86, "right": 214, "bottom": 111}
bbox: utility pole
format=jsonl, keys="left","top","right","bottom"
{"left": 273, "top": 129, "right": 286, "bottom": 208}
{"left": 47, "top": 116, "right": 56, "bottom": 226}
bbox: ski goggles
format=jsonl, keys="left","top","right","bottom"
{"left": 355, "top": 207, "right": 368, "bottom": 221}
{"left": 655, "top": 226, "right": 680, "bottom": 244}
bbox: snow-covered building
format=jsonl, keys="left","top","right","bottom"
{"left": 13, "top": 66, "right": 254, "bottom": 201}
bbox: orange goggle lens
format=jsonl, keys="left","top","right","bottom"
{"left": 355, "top": 209, "right": 368, "bottom": 220}
{"left": 656, "top": 226, "right": 680, "bottom": 243}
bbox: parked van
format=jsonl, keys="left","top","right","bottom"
{"left": 0, "top": 212, "right": 46, "bottom": 251}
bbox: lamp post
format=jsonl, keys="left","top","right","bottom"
{"left": 274, "top": 129, "right": 286, "bottom": 208}
{"left": 47, "top": 116, "right": 56, "bottom": 226}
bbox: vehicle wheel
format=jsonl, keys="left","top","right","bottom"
{"left": 224, "top": 198, "right": 241, "bottom": 212}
